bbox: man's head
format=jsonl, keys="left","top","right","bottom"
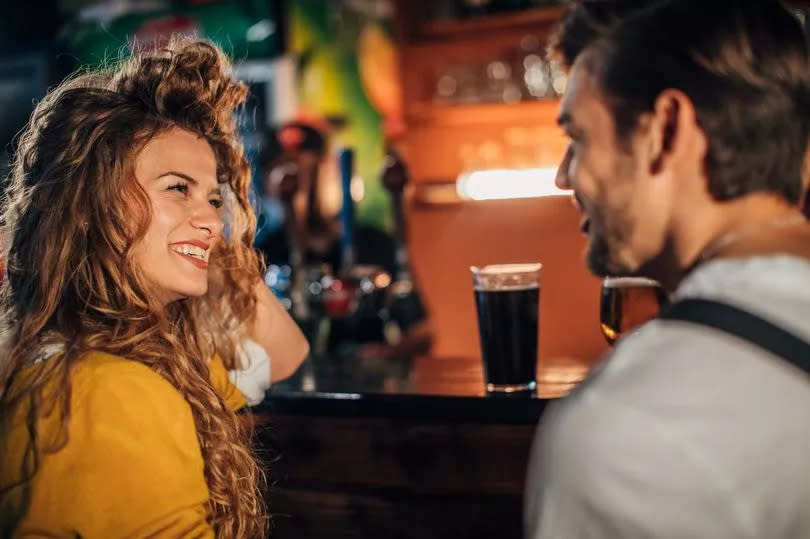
{"left": 547, "top": 0, "right": 648, "bottom": 71}
{"left": 553, "top": 0, "right": 810, "bottom": 278}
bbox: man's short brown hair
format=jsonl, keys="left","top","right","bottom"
{"left": 571, "top": 0, "right": 810, "bottom": 204}
{"left": 547, "top": 0, "right": 650, "bottom": 70}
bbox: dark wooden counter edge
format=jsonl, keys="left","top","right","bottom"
{"left": 252, "top": 390, "right": 554, "bottom": 425}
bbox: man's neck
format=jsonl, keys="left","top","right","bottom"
{"left": 650, "top": 194, "right": 805, "bottom": 292}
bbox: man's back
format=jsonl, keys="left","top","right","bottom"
{"left": 526, "top": 255, "right": 810, "bottom": 538}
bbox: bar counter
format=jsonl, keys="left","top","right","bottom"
{"left": 251, "top": 354, "right": 591, "bottom": 538}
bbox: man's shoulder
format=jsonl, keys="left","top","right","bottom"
{"left": 583, "top": 315, "right": 809, "bottom": 401}
{"left": 531, "top": 305, "right": 810, "bottom": 539}
{"left": 552, "top": 312, "right": 810, "bottom": 456}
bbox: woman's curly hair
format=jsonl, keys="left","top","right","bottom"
{"left": 0, "top": 38, "right": 267, "bottom": 537}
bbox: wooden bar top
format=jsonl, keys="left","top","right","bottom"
{"left": 255, "top": 354, "right": 591, "bottom": 424}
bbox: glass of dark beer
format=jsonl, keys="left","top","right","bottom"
{"left": 600, "top": 276, "right": 669, "bottom": 345}
{"left": 471, "top": 263, "right": 541, "bottom": 393}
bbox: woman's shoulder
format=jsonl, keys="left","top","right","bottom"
{"left": 4, "top": 351, "right": 211, "bottom": 537}
{"left": 41, "top": 350, "right": 200, "bottom": 459}
{"left": 66, "top": 351, "right": 201, "bottom": 453}
{"left": 71, "top": 351, "right": 189, "bottom": 411}
{"left": 75, "top": 349, "right": 167, "bottom": 378}
{"left": 71, "top": 349, "right": 201, "bottom": 446}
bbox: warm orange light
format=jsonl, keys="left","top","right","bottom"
{"left": 456, "top": 167, "right": 567, "bottom": 200}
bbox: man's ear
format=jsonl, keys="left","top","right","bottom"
{"left": 648, "top": 90, "right": 683, "bottom": 174}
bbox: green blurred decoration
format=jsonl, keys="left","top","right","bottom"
{"left": 63, "top": 0, "right": 403, "bottom": 230}
{"left": 65, "top": 0, "right": 281, "bottom": 64}
{"left": 289, "top": 0, "right": 403, "bottom": 229}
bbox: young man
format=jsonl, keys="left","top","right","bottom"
{"left": 526, "top": 1, "right": 810, "bottom": 537}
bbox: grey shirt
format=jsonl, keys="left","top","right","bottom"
{"left": 525, "top": 255, "right": 810, "bottom": 539}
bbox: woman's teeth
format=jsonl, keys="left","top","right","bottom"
{"left": 172, "top": 245, "right": 207, "bottom": 260}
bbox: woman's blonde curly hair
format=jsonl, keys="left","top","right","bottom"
{"left": 0, "top": 38, "right": 267, "bottom": 537}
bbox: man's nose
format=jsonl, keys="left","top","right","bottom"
{"left": 555, "top": 145, "right": 573, "bottom": 190}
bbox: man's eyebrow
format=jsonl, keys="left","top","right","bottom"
{"left": 157, "top": 171, "right": 221, "bottom": 195}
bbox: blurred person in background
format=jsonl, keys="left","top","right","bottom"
{"left": 526, "top": 1, "right": 810, "bottom": 537}
{"left": 258, "top": 122, "right": 398, "bottom": 277}
{"left": 0, "top": 38, "right": 307, "bottom": 537}
{"left": 257, "top": 122, "right": 433, "bottom": 360}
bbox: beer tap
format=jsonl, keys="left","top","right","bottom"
{"left": 321, "top": 148, "right": 392, "bottom": 354}
{"left": 322, "top": 148, "right": 360, "bottom": 319}
{"left": 271, "top": 163, "right": 310, "bottom": 322}
{"left": 382, "top": 150, "right": 409, "bottom": 281}
{"left": 338, "top": 148, "right": 357, "bottom": 272}
{"left": 381, "top": 149, "right": 426, "bottom": 334}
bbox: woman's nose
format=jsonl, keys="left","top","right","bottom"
{"left": 190, "top": 201, "right": 224, "bottom": 238}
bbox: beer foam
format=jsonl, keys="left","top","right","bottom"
{"left": 471, "top": 263, "right": 542, "bottom": 292}
{"left": 474, "top": 283, "right": 540, "bottom": 292}
{"left": 472, "top": 263, "right": 542, "bottom": 275}
{"left": 602, "top": 276, "right": 661, "bottom": 288}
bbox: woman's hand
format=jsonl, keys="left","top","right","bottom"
{"left": 247, "top": 279, "right": 309, "bottom": 383}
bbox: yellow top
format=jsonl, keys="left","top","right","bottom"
{"left": 1, "top": 351, "right": 247, "bottom": 538}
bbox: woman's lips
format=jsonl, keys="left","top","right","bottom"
{"left": 172, "top": 250, "right": 209, "bottom": 269}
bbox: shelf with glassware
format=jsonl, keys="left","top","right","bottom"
{"left": 400, "top": 34, "right": 565, "bottom": 114}
{"left": 417, "top": 5, "right": 565, "bottom": 41}
{"left": 393, "top": 1, "right": 565, "bottom": 44}
{"left": 396, "top": 0, "right": 564, "bottom": 106}
{"left": 402, "top": 101, "right": 566, "bottom": 199}
{"left": 394, "top": 1, "right": 566, "bottom": 190}
{"left": 405, "top": 98, "right": 559, "bottom": 128}
{"left": 399, "top": 52, "right": 566, "bottom": 185}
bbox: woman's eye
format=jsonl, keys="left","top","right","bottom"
{"left": 168, "top": 183, "right": 189, "bottom": 194}
{"left": 209, "top": 198, "right": 224, "bottom": 209}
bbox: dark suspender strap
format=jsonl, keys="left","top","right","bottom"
{"left": 659, "top": 298, "right": 810, "bottom": 376}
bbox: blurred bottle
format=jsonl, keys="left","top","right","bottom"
{"left": 271, "top": 163, "right": 307, "bottom": 316}
{"left": 381, "top": 149, "right": 428, "bottom": 338}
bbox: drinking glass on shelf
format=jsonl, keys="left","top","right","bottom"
{"left": 600, "top": 276, "right": 669, "bottom": 345}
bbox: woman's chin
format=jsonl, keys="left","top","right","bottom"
{"left": 181, "top": 283, "right": 209, "bottom": 298}
{"left": 160, "top": 283, "right": 209, "bottom": 304}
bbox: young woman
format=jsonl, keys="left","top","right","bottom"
{"left": 0, "top": 38, "right": 307, "bottom": 537}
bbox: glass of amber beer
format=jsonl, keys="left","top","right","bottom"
{"left": 600, "top": 276, "right": 669, "bottom": 345}
{"left": 471, "top": 263, "right": 541, "bottom": 393}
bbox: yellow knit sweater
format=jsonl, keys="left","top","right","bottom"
{"left": 0, "top": 351, "right": 248, "bottom": 537}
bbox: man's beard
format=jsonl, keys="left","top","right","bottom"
{"left": 585, "top": 201, "right": 635, "bottom": 277}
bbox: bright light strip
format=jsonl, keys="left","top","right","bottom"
{"left": 456, "top": 167, "right": 567, "bottom": 201}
